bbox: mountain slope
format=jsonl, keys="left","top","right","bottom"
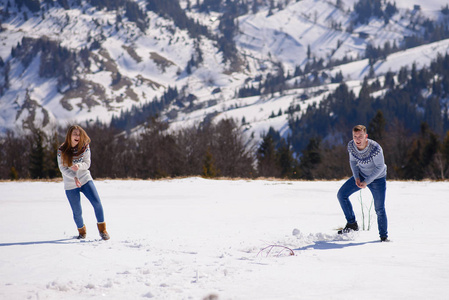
{"left": 0, "top": 0, "right": 448, "bottom": 139}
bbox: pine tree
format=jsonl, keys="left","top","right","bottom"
{"left": 276, "top": 140, "right": 295, "bottom": 178}
{"left": 384, "top": 71, "right": 395, "bottom": 89}
{"left": 298, "top": 138, "right": 321, "bottom": 180}
{"left": 252, "top": 0, "right": 259, "bottom": 14}
{"left": 368, "top": 110, "right": 386, "bottom": 141}
{"left": 402, "top": 123, "right": 439, "bottom": 180}
{"left": 202, "top": 148, "right": 218, "bottom": 178}
{"left": 9, "top": 167, "right": 19, "bottom": 180}
{"left": 257, "top": 134, "right": 279, "bottom": 177}
{"left": 29, "top": 130, "right": 45, "bottom": 179}
{"left": 442, "top": 131, "right": 449, "bottom": 177}
{"left": 358, "top": 77, "right": 372, "bottom": 122}
{"left": 45, "top": 131, "right": 61, "bottom": 178}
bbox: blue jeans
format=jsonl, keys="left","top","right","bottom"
{"left": 337, "top": 176, "right": 388, "bottom": 238}
{"left": 65, "top": 180, "right": 105, "bottom": 228}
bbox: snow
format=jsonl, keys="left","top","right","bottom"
{"left": 1, "top": 178, "right": 448, "bottom": 299}
{"left": 394, "top": 0, "right": 447, "bottom": 11}
{"left": 330, "top": 38, "right": 449, "bottom": 80}
{"left": 343, "top": 0, "right": 446, "bottom": 12}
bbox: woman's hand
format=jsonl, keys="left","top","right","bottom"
{"left": 75, "top": 177, "right": 81, "bottom": 188}
{"left": 71, "top": 164, "right": 79, "bottom": 171}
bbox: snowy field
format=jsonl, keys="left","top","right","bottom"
{"left": 1, "top": 178, "right": 448, "bottom": 300}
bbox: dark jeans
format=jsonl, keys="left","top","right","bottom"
{"left": 65, "top": 180, "right": 105, "bottom": 228}
{"left": 337, "top": 176, "right": 388, "bottom": 238}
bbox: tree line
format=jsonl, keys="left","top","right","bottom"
{"left": 0, "top": 118, "right": 255, "bottom": 180}
{"left": 2, "top": 112, "right": 449, "bottom": 181}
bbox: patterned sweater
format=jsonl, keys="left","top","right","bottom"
{"left": 57, "top": 144, "right": 93, "bottom": 190}
{"left": 348, "top": 139, "right": 387, "bottom": 184}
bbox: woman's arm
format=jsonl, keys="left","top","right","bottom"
{"left": 73, "top": 145, "right": 91, "bottom": 171}
{"left": 57, "top": 153, "right": 76, "bottom": 179}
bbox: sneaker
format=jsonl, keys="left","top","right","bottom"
{"left": 380, "top": 236, "right": 389, "bottom": 242}
{"left": 338, "top": 222, "right": 359, "bottom": 234}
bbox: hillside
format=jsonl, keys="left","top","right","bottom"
{"left": 1, "top": 0, "right": 448, "bottom": 140}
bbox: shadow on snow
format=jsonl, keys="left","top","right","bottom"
{"left": 0, "top": 238, "right": 92, "bottom": 246}
{"left": 294, "top": 240, "right": 380, "bottom": 251}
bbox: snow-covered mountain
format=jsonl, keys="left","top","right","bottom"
{"left": 0, "top": 0, "right": 448, "bottom": 140}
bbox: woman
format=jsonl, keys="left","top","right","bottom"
{"left": 57, "top": 125, "right": 110, "bottom": 240}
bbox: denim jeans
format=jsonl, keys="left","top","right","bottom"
{"left": 337, "top": 176, "right": 388, "bottom": 238}
{"left": 65, "top": 180, "right": 105, "bottom": 228}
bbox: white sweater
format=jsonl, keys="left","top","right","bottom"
{"left": 57, "top": 144, "right": 94, "bottom": 190}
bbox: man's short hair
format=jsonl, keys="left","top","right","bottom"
{"left": 353, "top": 125, "right": 366, "bottom": 133}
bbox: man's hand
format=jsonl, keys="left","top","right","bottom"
{"left": 75, "top": 177, "right": 81, "bottom": 188}
{"left": 356, "top": 178, "right": 367, "bottom": 189}
{"left": 70, "top": 164, "right": 79, "bottom": 171}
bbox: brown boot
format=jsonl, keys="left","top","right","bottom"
{"left": 77, "top": 225, "right": 86, "bottom": 239}
{"left": 97, "top": 222, "right": 110, "bottom": 240}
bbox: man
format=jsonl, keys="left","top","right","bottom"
{"left": 337, "top": 125, "right": 388, "bottom": 242}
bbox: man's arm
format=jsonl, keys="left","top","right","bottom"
{"left": 349, "top": 153, "right": 360, "bottom": 180}
{"left": 363, "top": 147, "right": 386, "bottom": 185}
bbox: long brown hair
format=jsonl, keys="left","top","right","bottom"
{"left": 60, "top": 125, "right": 91, "bottom": 167}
